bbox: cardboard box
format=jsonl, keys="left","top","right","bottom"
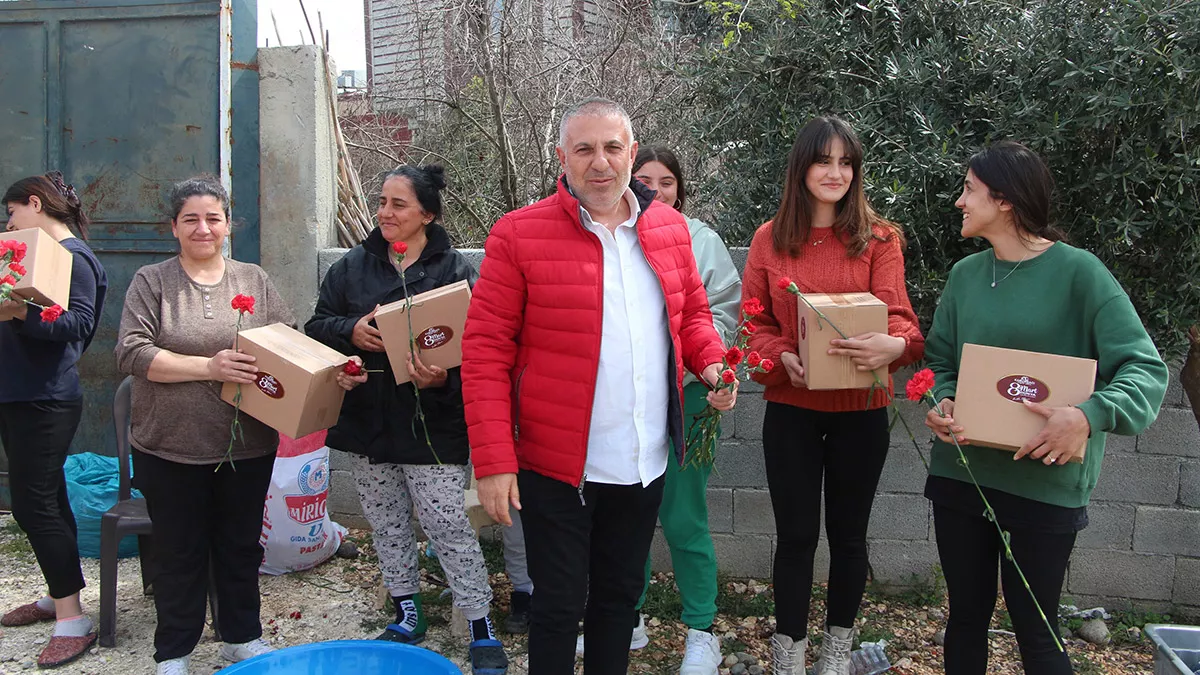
{"left": 797, "top": 292, "right": 888, "bottom": 390}
{"left": 375, "top": 279, "right": 471, "bottom": 384}
{"left": 220, "top": 323, "right": 350, "bottom": 439}
{"left": 2, "top": 227, "right": 73, "bottom": 312}
{"left": 953, "top": 343, "right": 1097, "bottom": 461}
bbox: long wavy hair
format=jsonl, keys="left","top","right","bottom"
{"left": 771, "top": 116, "right": 902, "bottom": 257}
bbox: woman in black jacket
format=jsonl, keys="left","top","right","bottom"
{"left": 305, "top": 165, "right": 506, "bottom": 675}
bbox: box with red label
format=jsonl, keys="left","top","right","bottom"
{"left": 375, "top": 279, "right": 471, "bottom": 385}
{"left": 797, "top": 292, "right": 888, "bottom": 390}
{"left": 220, "top": 323, "right": 350, "bottom": 439}
{"left": 1, "top": 227, "right": 73, "bottom": 316}
{"left": 952, "top": 343, "right": 1097, "bottom": 462}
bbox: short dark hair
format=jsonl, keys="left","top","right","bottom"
{"left": 169, "top": 175, "right": 230, "bottom": 222}
{"left": 382, "top": 165, "right": 447, "bottom": 222}
{"left": 967, "top": 141, "right": 1066, "bottom": 242}
{"left": 633, "top": 147, "right": 687, "bottom": 212}
{"left": 3, "top": 171, "right": 90, "bottom": 239}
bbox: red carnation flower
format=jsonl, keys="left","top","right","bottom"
{"left": 343, "top": 361, "right": 364, "bottom": 377}
{"left": 231, "top": 294, "right": 256, "bottom": 315}
{"left": 392, "top": 241, "right": 408, "bottom": 256}
{"left": 725, "top": 347, "right": 743, "bottom": 366}
{"left": 720, "top": 368, "right": 737, "bottom": 385}
{"left": 0, "top": 275, "right": 15, "bottom": 287}
{"left": 760, "top": 359, "right": 775, "bottom": 373}
{"left": 742, "top": 297, "right": 764, "bottom": 317}
{"left": 39, "top": 304, "right": 63, "bottom": 323}
{"left": 906, "top": 368, "right": 936, "bottom": 402}
{"left": 8, "top": 262, "right": 26, "bottom": 277}
{"left": 741, "top": 322, "right": 757, "bottom": 336}
{"left": 747, "top": 351, "right": 762, "bottom": 367}
{"left": 9, "top": 242, "right": 27, "bottom": 264}
{"left": 776, "top": 276, "right": 792, "bottom": 290}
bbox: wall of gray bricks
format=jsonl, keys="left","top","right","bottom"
{"left": 316, "top": 247, "right": 1200, "bottom": 615}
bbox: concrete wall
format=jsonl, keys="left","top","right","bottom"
{"left": 314, "top": 246, "right": 1200, "bottom": 615}
{"left": 258, "top": 46, "right": 338, "bottom": 324}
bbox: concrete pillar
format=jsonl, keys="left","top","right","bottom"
{"left": 258, "top": 45, "right": 337, "bottom": 326}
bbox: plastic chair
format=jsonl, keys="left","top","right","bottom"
{"left": 99, "top": 376, "right": 220, "bottom": 647}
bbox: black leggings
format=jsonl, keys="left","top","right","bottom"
{"left": 0, "top": 399, "right": 86, "bottom": 599}
{"left": 934, "top": 504, "right": 1075, "bottom": 674}
{"left": 763, "top": 403, "right": 890, "bottom": 639}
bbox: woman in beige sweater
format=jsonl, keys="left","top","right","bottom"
{"left": 115, "top": 175, "right": 363, "bottom": 675}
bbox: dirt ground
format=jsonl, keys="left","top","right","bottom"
{"left": 0, "top": 518, "right": 1171, "bottom": 674}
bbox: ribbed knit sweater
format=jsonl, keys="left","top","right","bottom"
{"left": 742, "top": 221, "right": 925, "bottom": 412}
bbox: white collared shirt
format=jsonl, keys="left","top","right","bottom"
{"left": 578, "top": 188, "right": 671, "bottom": 487}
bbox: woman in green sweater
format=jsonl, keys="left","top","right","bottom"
{"left": 923, "top": 141, "right": 1168, "bottom": 674}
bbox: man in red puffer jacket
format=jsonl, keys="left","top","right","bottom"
{"left": 461, "top": 99, "right": 738, "bottom": 675}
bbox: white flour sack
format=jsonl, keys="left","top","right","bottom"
{"left": 260, "top": 431, "right": 347, "bottom": 575}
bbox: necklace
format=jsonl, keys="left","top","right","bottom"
{"left": 810, "top": 228, "right": 833, "bottom": 246}
{"left": 991, "top": 250, "right": 1031, "bottom": 288}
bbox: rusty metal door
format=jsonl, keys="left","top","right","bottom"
{"left": 0, "top": 0, "right": 260, "bottom": 485}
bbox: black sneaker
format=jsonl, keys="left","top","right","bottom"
{"left": 503, "top": 591, "right": 531, "bottom": 634}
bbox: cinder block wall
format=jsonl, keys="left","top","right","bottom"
{"left": 315, "top": 247, "right": 1200, "bottom": 614}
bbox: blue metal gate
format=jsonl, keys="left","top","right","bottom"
{"left": 0, "top": 0, "right": 259, "bottom": 484}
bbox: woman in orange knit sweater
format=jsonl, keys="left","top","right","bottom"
{"left": 742, "top": 117, "right": 924, "bottom": 675}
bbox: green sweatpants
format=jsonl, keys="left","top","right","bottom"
{"left": 635, "top": 382, "right": 719, "bottom": 630}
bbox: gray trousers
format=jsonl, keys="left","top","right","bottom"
{"left": 349, "top": 455, "right": 492, "bottom": 620}
{"left": 503, "top": 504, "right": 532, "bottom": 592}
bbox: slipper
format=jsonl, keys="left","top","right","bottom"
{"left": 37, "top": 632, "right": 97, "bottom": 668}
{"left": 376, "top": 623, "right": 425, "bottom": 645}
{"left": 2, "top": 602, "right": 56, "bottom": 627}
{"left": 469, "top": 638, "right": 508, "bottom": 675}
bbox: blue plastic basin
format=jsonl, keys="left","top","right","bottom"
{"left": 216, "top": 640, "right": 463, "bottom": 674}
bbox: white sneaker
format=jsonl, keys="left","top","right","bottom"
{"left": 631, "top": 614, "right": 649, "bottom": 650}
{"left": 815, "top": 625, "right": 854, "bottom": 675}
{"left": 770, "top": 633, "right": 807, "bottom": 675}
{"left": 219, "top": 637, "right": 276, "bottom": 662}
{"left": 574, "top": 614, "right": 651, "bottom": 656}
{"left": 156, "top": 655, "right": 190, "bottom": 675}
{"left": 679, "top": 629, "right": 722, "bottom": 675}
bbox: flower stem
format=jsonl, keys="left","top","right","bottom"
{"left": 217, "top": 323, "right": 244, "bottom": 472}
{"left": 398, "top": 264, "right": 441, "bottom": 464}
{"left": 930, "top": 397, "right": 1063, "bottom": 652}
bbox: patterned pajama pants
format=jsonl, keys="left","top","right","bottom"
{"left": 349, "top": 455, "right": 493, "bottom": 621}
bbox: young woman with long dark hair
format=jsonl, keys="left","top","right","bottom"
{"left": 630, "top": 146, "right": 741, "bottom": 674}
{"left": 923, "top": 141, "right": 1168, "bottom": 674}
{"left": 0, "top": 171, "right": 108, "bottom": 668}
{"left": 741, "top": 117, "right": 924, "bottom": 675}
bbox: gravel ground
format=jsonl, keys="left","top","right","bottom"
{"left": 0, "top": 516, "right": 1173, "bottom": 674}
{"left": 0, "top": 517, "right": 495, "bottom": 675}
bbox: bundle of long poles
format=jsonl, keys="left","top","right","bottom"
{"left": 297, "top": 0, "right": 373, "bottom": 247}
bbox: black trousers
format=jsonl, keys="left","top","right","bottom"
{"left": 132, "top": 449, "right": 274, "bottom": 662}
{"left": 519, "top": 468, "right": 664, "bottom": 675}
{"left": 934, "top": 504, "right": 1075, "bottom": 675}
{"left": 762, "top": 403, "right": 890, "bottom": 639}
{"left": 0, "top": 399, "right": 87, "bottom": 600}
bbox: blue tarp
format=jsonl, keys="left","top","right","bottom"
{"left": 64, "top": 452, "right": 141, "bottom": 558}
